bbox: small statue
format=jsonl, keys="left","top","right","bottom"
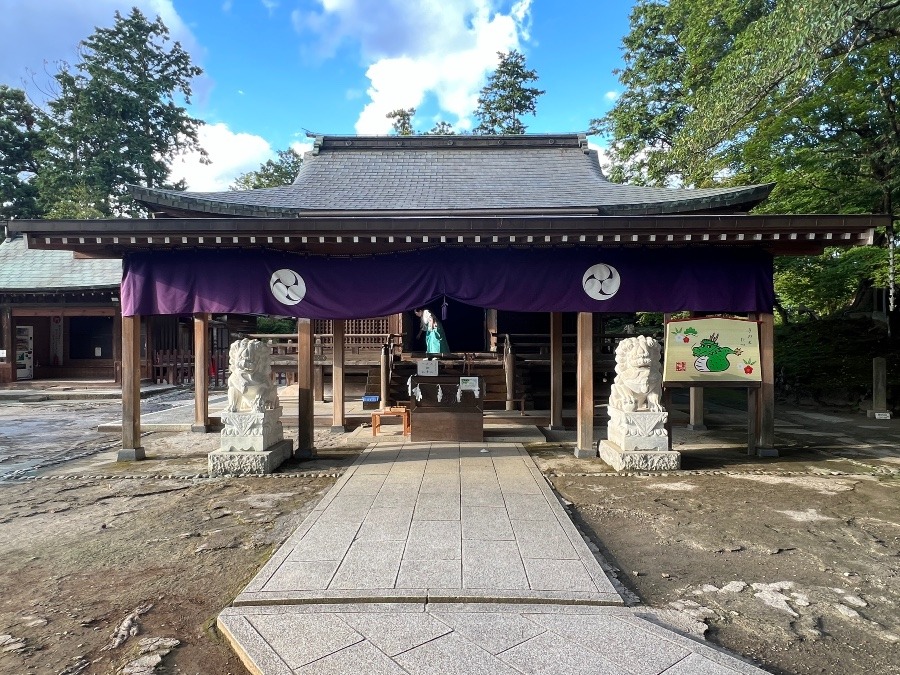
{"left": 225, "top": 338, "right": 278, "bottom": 412}
{"left": 609, "top": 335, "right": 663, "bottom": 413}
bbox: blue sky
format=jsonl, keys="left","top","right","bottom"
{"left": 0, "top": 0, "right": 633, "bottom": 190}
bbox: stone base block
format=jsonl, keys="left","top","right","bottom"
{"left": 598, "top": 440, "right": 680, "bottom": 472}
{"left": 117, "top": 447, "right": 145, "bottom": 462}
{"left": 574, "top": 445, "right": 597, "bottom": 459}
{"left": 208, "top": 439, "right": 294, "bottom": 477}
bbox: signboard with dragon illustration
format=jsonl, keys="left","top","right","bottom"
{"left": 663, "top": 317, "right": 761, "bottom": 383}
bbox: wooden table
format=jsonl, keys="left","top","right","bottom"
{"left": 372, "top": 407, "right": 411, "bottom": 436}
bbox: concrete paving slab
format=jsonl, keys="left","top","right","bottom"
{"left": 396, "top": 558, "right": 461, "bottom": 589}
{"left": 497, "top": 629, "right": 621, "bottom": 675}
{"left": 221, "top": 438, "right": 770, "bottom": 675}
{"left": 461, "top": 505, "right": 515, "bottom": 540}
{"left": 330, "top": 539, "right": 405, "bottom": 589}
{"left": 404, "top": 520, "right": 461, "bottom": 560}
{"left": 393, "top": 631, "right": 522, "bottom": 675}
{"left": 296, "top": 640, "right": 409, "bottom": 675}
{"left": 429, "top": 610, "right": 546, "bottom": 655}
{"left": 337, "top": 611, "right": 452, "bottom": 656}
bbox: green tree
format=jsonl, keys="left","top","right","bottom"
{"left": 425, "top": 121, "right": 456, "bottom": 135}
{"left": 597, "top": 0, "right": 900, "bottom": 318}
{"left": 386, "top": 108, "right": 416, "bottom": 136}
{"left": 0, "top": 86, "right": 44, "bottom": 218}
{"left": 37, "top": 8, "right": 206, "bottom": 217}
{"left": 474, "top": 50, "right": 544, "bottom": 135}
{"left": 230, "top": 147, "right": 304, "bottom": 190}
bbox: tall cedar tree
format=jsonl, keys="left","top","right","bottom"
{"left": 37, "top": 8, "right": 206, "bottom": 217}
{"left": 230, "top": 148, "right": 304, "bottom": 190}
{"left": 474, "top": 51, "right": 544, "bottom": 135}
{"left": 0, "top": 86, "right": 44, "bottom": 218}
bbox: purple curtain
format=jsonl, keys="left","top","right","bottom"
{"left": 121, "top": 246, "right": 773, "bottom": 317}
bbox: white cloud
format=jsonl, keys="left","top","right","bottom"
{"left": 604, "top": 90, "right": 619, "bottom": 102}
{"left": 292, "top": 0, "right": 534, "bottom": 134}
{"left": 0, "top": 0, "right": 205, "bottom": 101}
{"left": 169, "top": 123, "right": 272, "bottom": 191}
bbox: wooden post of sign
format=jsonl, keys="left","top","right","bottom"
{"left": 119, "top": 313, "right": 144, "bottom": 461}
{"left": 757, "top": 312, "right": 777, "bottom": 455}
{"left": 687, "top": 311, "right": 706, "bottom": 430}
{"left": 192, "top": 313, "right": 210, "bottom": 432}
{"left": 869, "top": 357, "right": 889, "bottom": 418}
{"left": 297, "top": 319, "right": 315, "bottom": 458}
{"left": 575, "top": 312, "right": 595, "bottom": 458}
{"left": 331, "top": 319, "right": 346, "bottom": 432}
{"left": 550, "top": 312, "right": 564, "bottom": 429}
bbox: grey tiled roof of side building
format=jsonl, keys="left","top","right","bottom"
{"left": 129, "top": 134, "right": 773, "bottom": 216}
{"left": 0, "top": 236, "right": 121, "bottom": 290}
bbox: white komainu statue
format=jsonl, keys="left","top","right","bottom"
{"left": 226, "top": 338, "right": 278, "bottom": 412}
{"left": 609, "top": 335, "right": 663, "bottom": 413}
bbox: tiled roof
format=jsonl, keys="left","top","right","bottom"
{"left": 0, "top": 235, "right": 121, "bottom": 290}
{"left": 130, "top": 134, "right": 773, "bottom": 217}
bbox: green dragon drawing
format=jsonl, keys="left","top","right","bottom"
{"left": 691, "top": 333, "right": 742, "bottom": 373}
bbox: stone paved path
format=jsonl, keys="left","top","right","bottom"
{"left": 219, "top": 438, "right": 768, "bottom": 674}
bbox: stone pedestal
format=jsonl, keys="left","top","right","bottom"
{"left": 598, "top": 440, "right": 680, "bottom": 471}
{"left": 209, "top": 407, "right": 292, "bottom": 477}
{"left": 209, "top": 440, "right": 294, "bottom": 477}
{"left": 219, "top": 407, "right": 284, "bottom": 452}
{"left": 600, "top": 409, "right": 680, "bottom": 471}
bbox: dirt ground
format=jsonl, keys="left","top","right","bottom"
{"left": 529, "top": 418, "right": 900, "bottom": 675}
{"left": 0, "top": 428, "right": 366, "bottom": 675}
{"left": 2, "top": 394, "right": 899, "bottom": 675}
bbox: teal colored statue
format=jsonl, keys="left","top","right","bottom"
{"left": 415, "top": 308, "right": 450, "bottom": 355}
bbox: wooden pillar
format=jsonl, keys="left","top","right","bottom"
{"left": 550, "top": 312, "right": 564, "bottom": 429}
{"left": 119, "top": 313, "right": 144, "bottom": 461}
{"left": 380, "top": 343, "right": 391, "bottom": 408}
{"left": 757, "top": 312, "right": 777, "bottom": 455}
{"left": 112, "top": 313, "right": 122, "bottom": 384}
{"left": 485, "top": 308, "right": 498, "bottom": 352}
{"left": 314, "top": 365, "right": 325, "bottom": 402}
{"left": 192, "top": 313, "right": 210, "bottom": 432}
{"left": 575, "top": 312, "right": 594, "bottom": 458}
{"left": 296, "top": 319, "right": 315, "bottom": 458}
{"left": 504, "top": 338, "right": 516, "bottom": 411}
{"left": 331, "top": 319, "right": 346, "bottom": 432}
{"left": 0, "top": 305, "right": 13, "bottom": 384}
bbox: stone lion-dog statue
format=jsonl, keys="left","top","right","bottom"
{"left": 609, "top": 335, "right": 663, "bottom": 412}
{"left": 225, "top": 338, "right": 278, "bottom": 412}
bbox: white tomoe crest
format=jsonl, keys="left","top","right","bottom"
{"left": 270, "top": 268, "right": 306, "bottom": 305}
{"left": 582, "top": 263, "right": 621, "bottom": 300}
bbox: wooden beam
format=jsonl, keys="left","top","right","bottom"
{"left": 192, "top": 313, "right": 210, "bottom": 432}
{"left": 757, "top": 312, "right": 777, "bottom": 454}
{"left": 119, "top": 313, "right": 144, "bottom": 460}
{"left": 331, "top": 320, "right": 346, "bottom": 432}
{"left": 11, "top": 306, "right": 116, "bottom": 317}
{"left": 296, "top": 319, "right": 315, "bottom": 458}
{"left": 575, "top": 312, "right": 594, "bottom": 458}
{"left": 550, "top": 312, "right": 563, "bottom": 429}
